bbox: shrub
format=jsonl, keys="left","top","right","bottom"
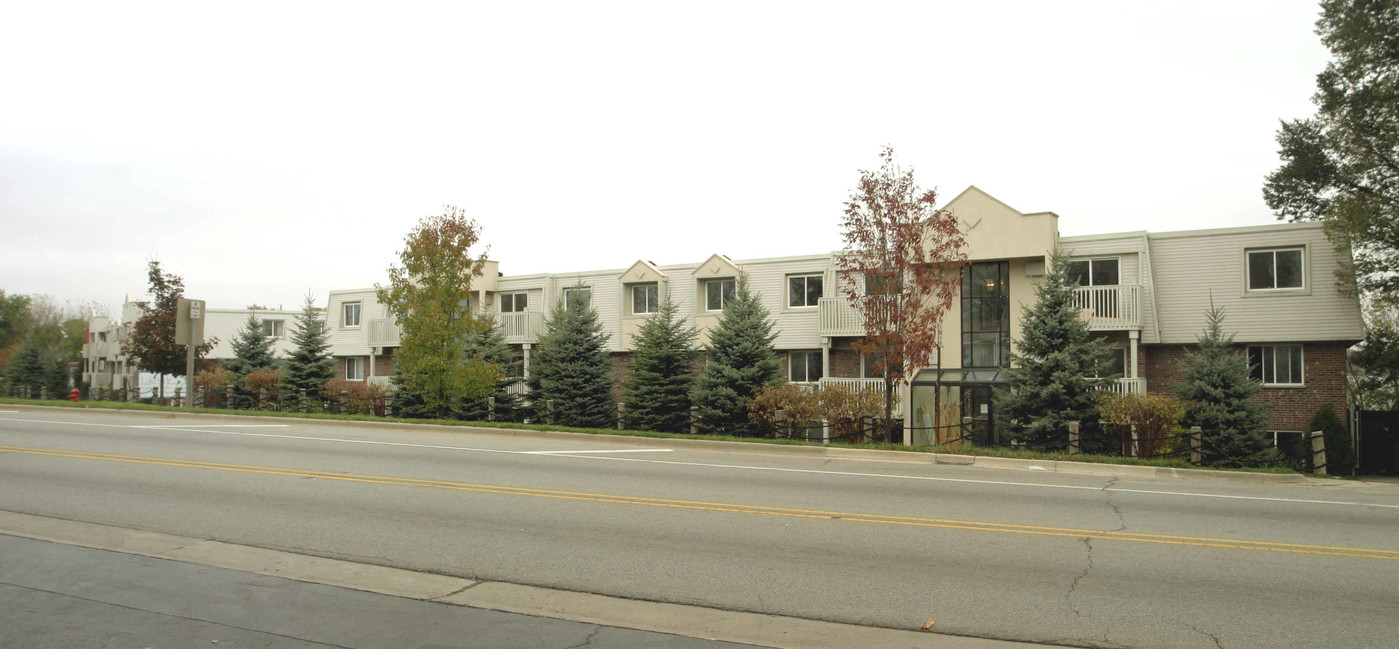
{"left": 749, "top": 384, "right": 822, "bottom": 438}
{"left": 818, "top": 385, "right": 890, "bottom": 442}
{"left": 194, "top": 368, "right": 235, "bottom": 407}
{"left": 1294, "top": 404, "right": 1355, "bottom": 475}
{"left": 323, "top": 378, "right": 390, "bottom": 416}
{"left": 748, "top": 383, "right": 891, "bottom": 441}
{"left": 1096, "top": 392, "right": 1186, "bottom": 458}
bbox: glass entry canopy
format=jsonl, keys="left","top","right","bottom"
{"left": 909, "top": 369, "right": 1007, "bottom": 447}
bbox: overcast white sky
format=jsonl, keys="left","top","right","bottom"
{"left": 1, "top": 1, "right": 1330, "bottom": 316}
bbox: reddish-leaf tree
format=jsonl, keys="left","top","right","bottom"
{"left": 837, "top": 147, "right": 967, "bottom": 443}
{"left": 122, "top": 261, "right": 215, "bottom": 399}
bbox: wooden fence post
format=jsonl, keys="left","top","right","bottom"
{"left": 1310, "top": 430, "right": 1327, "bottom": 476}
{"left": 1068, "top": 421, "right": 1080, "bottom": 455}
{"left": 1190, "top": 426, "right": 1203, "bottom": 465}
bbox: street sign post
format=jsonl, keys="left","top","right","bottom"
{"left": 176, "top": 298, "right": 205, "bottom": 400}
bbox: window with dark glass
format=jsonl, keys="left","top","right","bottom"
{"left": 1247, "top": 248, "right": 1304, "bottom": 290}
{"left": 500, "top": 292, "right": 528, "bottom": 313}
{"left": 788, "top": 274, "right": 823, "bottom": 308}
{"left": 789, "top": 351, "right": 823, "bottom": 382}
{"left": 962, "top": 262, "right": 1010, "bottom": 368}
{"left": 631, "top": 284, "right": 659, "bottom": 314}
{"left": 705, "top": 279, "right": 736, "bottom": 311}
{"left": 563, "top": 287, "right": 592, "bottom": 311}
{"left": 1066, "top": 258, "right": 1120, "bottom": 286}
{"left": 1249, "top": 345, "right": 1303, "bottom": 385}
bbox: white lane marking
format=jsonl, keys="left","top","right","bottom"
{"left": 0, "top": 411, "right": 19, "bottom": 414}
{"left": 522, "top": 449, "right": 673, "bottom": 455}
{"left": 132, "top": 425, "right": 290, "bottom": 429}
{"left": 3, "top": 415, "right": 1398, "bottom": 511}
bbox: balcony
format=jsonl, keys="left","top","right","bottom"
{"left": 367, "top": 318, "right": 400, "bottom": 347}
{"left": 1072, "top": 284, "right": 1142, "bottom": 331}
{"left": 818, "top": 297, "right": 864, "bottom": 336}
{"left": 498, "top": 311, "right": 544, "bottom": 344}
{"left": 1103, "top": 377, "right": 1147, "bottom": 395}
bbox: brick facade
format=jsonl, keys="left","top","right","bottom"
{"left": 830, "top": 348, "right": 861, "bottom": 379}
{"left": 1143, "top": 342, "right": 1349, "bottom": 431}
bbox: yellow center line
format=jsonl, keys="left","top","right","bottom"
{"left": 5, "top": 443, "right": 1398, "bottom": 561}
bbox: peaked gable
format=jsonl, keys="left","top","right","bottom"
{"left": 621, "top": 259, "right": 667, "bottom": 282}
{"left": 694, "top": 253, "right": 742, "bottom": 278}
{"left": 942, "top": 186, "right": 1058, "bottom": 261}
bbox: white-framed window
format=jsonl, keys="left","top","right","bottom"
{"left": 631, "top": 283, "right": 659, "bottom": 315}
{"left": 500, "top": 292, "right": 528, "bottom": 313}
{"left": 705, "top": 278, "right": 736, "bottom": 311}
{"left": 1249, "top": 345, "right": 1303, "bottom": 386}
{"left": 563, "top": 287, "right": 592, "bottom": 311}
{"left": 788, "top": 274, "right": 823, "bottom": 308}
{"left": 261, "top": 319, "right": 284, "bottom": 338}
{"left": 342, "top": 302, "right": 361, "bottom": 328}
{"left": 789, "top": 350, "right": 823, "bottom": 383}
{"left": 1066, "top": 258, "right": 1120, "bottom": 286}
{"left": 1247, "top": 247, "right": 1304, "bottom": 291}
{"left": 345, "top": 357, "right": 365, "bottom": 381}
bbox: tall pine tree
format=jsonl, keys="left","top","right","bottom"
{"left": 459, "top": 315, "right": 524, "bottom": 422}
{"left": 1176, "top": 306, "right": 1274, "bottom": 467}
{"left": 223, "top": 313, "right": 279, "bottom": 377}
{"left": 623, "top": 300, "right": 699, "bottom": 433}
{"left": 693, "top": 276, "right": 780, "bottom": 436}
{"left": 528, "top": 286, "right": 614, "bottom": 428}
{"left": 284, "top": 293, "right": 334, "bottom": 395}
{"left": 1000, "top": 253, "right": 1116, "bottom": 451}
{"left": 5, "top": 344, "right": 45, "bottom": 396}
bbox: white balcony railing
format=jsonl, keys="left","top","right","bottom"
{"left": 817, "top": 377, "right": 904, "bottom": 417}
{"left": 1097, "top": 377, "right": 1147, "bottom": 395}
{"left": 506, "top": 381, "right": 530, "bottom": 396}
{"left": 1072, "top": 285, "right": 1142, "bottom": 331}
{"left": 818, "top": 297, "right": 865, "bottom": 336}
{"left": 498, "top": 311, "right": 544, "bottom": 344}
{"left": 366, "top": 312, "right": 544, "bottom": 348}
{"left": 367, "top": 318, "right": 400, "bottom": 347}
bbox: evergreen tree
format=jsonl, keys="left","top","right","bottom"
{"left": 284, "top": 292, "right": 335, "bottom": 395}
{"left": 459, "top": 315, "right": 524, "bottom": 422}
{"left": 693, "top": 276, "right": 780, "bottom": 436}
{"left": 528, "top": 286, "right": 614, "bottom": 428}
{"left": 223, "top": 313, "right": 279, "bottom": 378}
{"left": 623, "top": 300, "right": 699, "bottom": 433}
{"left": 389, "top": 363, "right": 433, "bottom": 419}
{"left": 43, "top": 357, "right": 70, "bottom": 398}
{"left": 4, "top": 344, "right": 45, "bottom": 396}
{"left": 1294, "top": 404, "right": 1356, "bottom": 475}
{"left": 1176, "top": 306, "right": 1274, "bottom": 467}
{"left": 1000, "top": 253, "right": 1116, "bottom": 451}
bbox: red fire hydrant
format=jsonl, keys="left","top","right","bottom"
{"left": 69, "top": 388, "right": 80, "bottom": 403}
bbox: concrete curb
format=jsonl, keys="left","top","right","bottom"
{"left": 0, "top": 510, "right": 1051, "bottom": 649}
{"left": 5, "top": 403, "right": 1310, "bottom": 484}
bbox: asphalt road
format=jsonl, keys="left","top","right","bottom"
{"left": 2, "top": 406, "right": 1397, "bottom": 648}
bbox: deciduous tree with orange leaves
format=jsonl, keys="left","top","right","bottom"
{"left": 837, "top": 147, "right": 966, "bottom": 443}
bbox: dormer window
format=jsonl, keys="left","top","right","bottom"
{"left": 705, "top": 278, "right": 736, "bottom": 311}
{"left": 631, "top": 283, "right": 659, "bottom": 315}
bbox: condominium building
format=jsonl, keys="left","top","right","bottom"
{"left": 326, "top": 186, "right": 1364, "bottom": 445}
{"left": 82, "top": 298, "right": 301, "bottom": 393}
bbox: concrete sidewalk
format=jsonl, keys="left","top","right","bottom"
{"left": 0, "top": 511, "right": 1057, "bottom": 649}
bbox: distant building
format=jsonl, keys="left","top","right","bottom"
{"left": 82, "top": 299, "right": 300, "bottom": 392}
